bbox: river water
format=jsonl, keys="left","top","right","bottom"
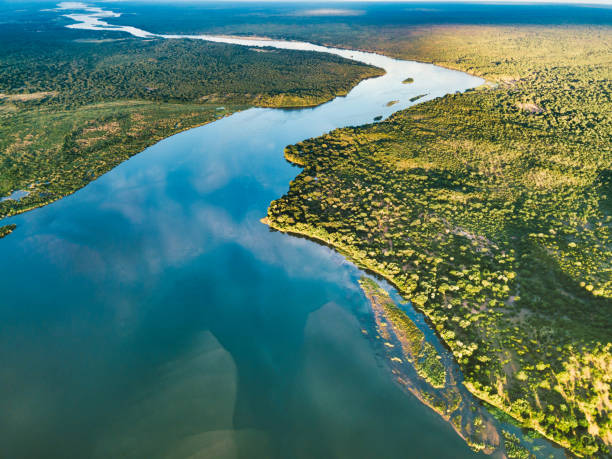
{"left": 0, "top": 4, "right": 556, "bottom": 459}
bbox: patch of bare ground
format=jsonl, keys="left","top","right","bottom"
{"left": 0, "top": 91, "right": 57, "bottom": 102}
{"left": 517, "top": 102, "right": 543, "bottom": 114}
{"left": 76, "top": 121, "right": 121, "bottom": 147}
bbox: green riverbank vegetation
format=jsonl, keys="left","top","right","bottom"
{"left": 359, "top": 277, "right": 446, "bottom": 388}
{"left": 0, "top": 224, "right": 16, "bottom": 239}
{"left": 358, "top": 277, "right": 526, "bottom": 454}
{"left": 0, "top": 22, "right": 382, "bottom": 223}
{"left": 267, "top": 25, "right": 612, "bottom": 457}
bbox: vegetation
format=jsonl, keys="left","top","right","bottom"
{"left": 358, "top": 276, "right": 507, "bottom": 453}
{"left": 0, "top": 20, "right": 382, "bottom": 221}
{"left": 0, "top": 100, "right": 244, "bottom": 218}
{"left": 0, "top": 23, "right": 382, "bottom": 109}
{"left": 359, "top": 277, "right": 446, "bottom": 388}
{"left": 267, "top": 26, "right": 612, "bottom": 457}
{"left": 502, "top": 430, "right": 533, "bottom": 459}
{"left": 2, "top": 4, "right": 610, "bottom": 455}
{"left": 0, "top": 224, "right": 16, "bottom": 239}
{"left": 402, "top": 78, "right": 414, "bottom": 84}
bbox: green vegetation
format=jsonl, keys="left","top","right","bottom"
{"left": 0, "top": 100, "right": 244, "bottom": 218}
{"left": 358, "top": 276, "right": 504, "bottom": 453}
{"left": 0, "top": 23, "right": 382, "bottom": 109}
{"left": 267, "top": 26, "right": 612, "bottom": 457}
{"left": 409, "top": 94, "right": 427, "bottom": 102}
{"left": 502, "top": 430, "right": 533, "bottom": 459}
{"left": 0, "top": 224, "right": 16, "bottom": 239}
{"left": 402, "top": 78, "right": 414, "bottom": 84}
{"left": 359, "top": 277, "right": 446, "bottom": 388}
{"left": 0, "top": 23, "right": 382, "bottom": 221}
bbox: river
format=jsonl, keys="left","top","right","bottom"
{"left": 0, "top": 4, "right": 560, "bottom": 458}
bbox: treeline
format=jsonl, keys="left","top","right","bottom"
{"left": 0, "top": 23, "right": 381, "bottom": 109}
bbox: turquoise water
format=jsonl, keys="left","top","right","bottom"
{"left": 0, "top": 189, "right": 29, "bottom": 202}
{"left": 0, "top": 5, "right": 538, "bottom": 459}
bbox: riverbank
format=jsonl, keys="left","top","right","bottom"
{"left": 0, "top": 224, "right": 16, "bottom": 239}
{"left": 358, "top": 277, "right": 510, "bottom": 454}
{"left": 264, "top": 24, "right": 612, "bottom": 457}
{"left": 0, "top": 22, "right": 494, "bottom": 456}
{"left": 0, "top": 12, "right": 382, "bottom": 226}
{"left": 263, "top": 212, "right": 569, "bottom": 456}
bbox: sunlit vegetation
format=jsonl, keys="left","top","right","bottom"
{"left": 267, "top": 26, "right": 612, "bottom": 457}
{"left": 358, "top": 276, "right": 508, "bottom": 453}
{"left": 402, "top": 78, "right": 414, "bottom": 84}
{"left": 0, "top": 22, "right": 382, "bottom": 109}
{"left": 0, "top": 21, "right": 381, "bottom": 221}
{"left": 502, "top": 430, "right": 533, "bottom": 459}
{"left": 359, "top": 277, "right": 446, "bottom": 388}
{"left": 0, "top": 100, "right": 245, "bottom": 219}
{"left": 0, "top": 224, "right": 16, "bottom": 239}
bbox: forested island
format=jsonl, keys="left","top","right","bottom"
{"left": 266, "top": 24, "right": 612, "bottom": 457}
{"left": 0, "top": 14, "right": 381, "bottom": 222}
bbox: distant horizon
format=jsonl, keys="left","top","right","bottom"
{"left": 1, "top": 0, "right": 611, "bottom": 5}
{"left": 95, "top": 0, "right": 612, "bottom": 5}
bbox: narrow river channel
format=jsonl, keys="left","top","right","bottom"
{"left": 0, "top": 4, "right": 563, "bottom": 458}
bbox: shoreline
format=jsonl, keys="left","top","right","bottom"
{"left": 0, "top": 108, "right": 242, "bottom": 225}
{"left": 260, "top": 215, "right": 570, "bottom": 456}
{"left": 2, "top": 4, "right": 483, "bottom": 230}
{"left": 0, "top": 65, "right": 383, "bottom": 228}
{"left": 208, "top": 32, "right": 496, "bottom": 87}
{"left": 358, "top": 277, "right": 502, "bottom": 454}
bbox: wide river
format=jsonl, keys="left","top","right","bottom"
{"left": 0, "top": 4, "right": 561, "bottom": 459}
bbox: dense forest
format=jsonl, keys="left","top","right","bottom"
{"left": 0, "top": 15, "right": 381, "bottom": 220}
{"left": 267, "top": 25, "right": 612, "bottom": 457}
{"left": 0, "top": 22, "right": 381, "bottom": 108}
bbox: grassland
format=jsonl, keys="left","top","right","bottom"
{"left": 0, "top": 23, "right": 382, "bottom": 221}
{"left": 266, "top": 25, "right": 612, "bottom": 457}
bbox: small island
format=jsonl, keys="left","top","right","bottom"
{"left": 409, "top": 94, "right": 427, "bottom": 102}
{"left": 402, "top": 77, "right": 414, "bottom": 84}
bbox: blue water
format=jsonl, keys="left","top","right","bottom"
{"left": 0, "top": 5, "right": 502, "bottom": 458}
{"left": 0, "top": 189, "right": 29, "bottom": 202}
